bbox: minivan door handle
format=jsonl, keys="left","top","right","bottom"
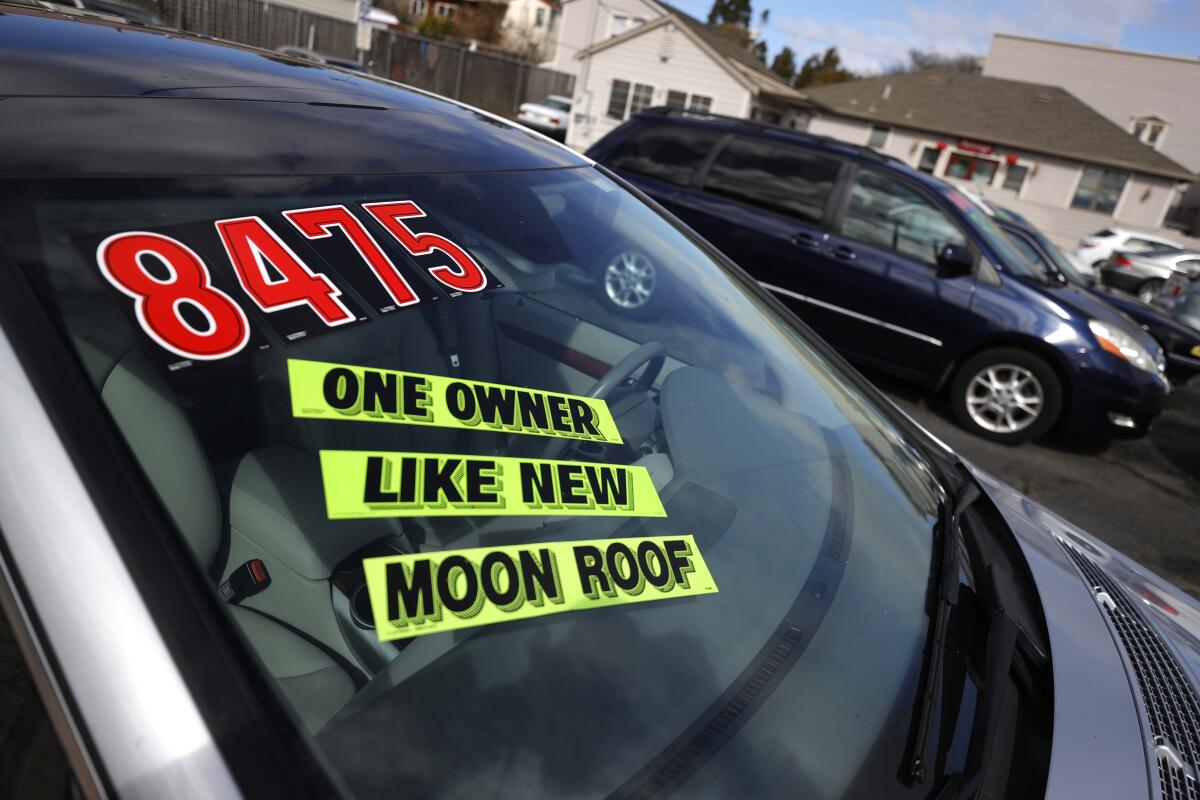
{"left": 833, "top": 244, "right": 857, "bottom": 261}
{"left": 792, "top": 231, "right": 823, "bottom": 249}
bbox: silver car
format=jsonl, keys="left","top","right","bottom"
{"left": 1100, "top": 246, "right": 1200, "bottom": 303}
{"left": 6, "top": 12, "right": 1200, "bottom": 800}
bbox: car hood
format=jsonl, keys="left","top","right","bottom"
{"left": 969, "top": 464, "right": 1200, "bottom": 800}
{"left": 1030, "top": 282, "right": 1162, "bottom": 356}
{"left": 1092, "top": 285, "right": 1200, "bottom": 340}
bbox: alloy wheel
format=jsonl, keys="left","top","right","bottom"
{"left": 603, "top": 251, "right": 656, "bottom": 310}
{"left": 964, "top": 363, "right": 1044, "bottom": 434}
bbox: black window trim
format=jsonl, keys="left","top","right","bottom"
{"left": 829, "top": 161, "right": 981, "bottom": 273}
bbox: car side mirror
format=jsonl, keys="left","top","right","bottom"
{"left": 936, "top": 243, "right": 974, "bottom": 275}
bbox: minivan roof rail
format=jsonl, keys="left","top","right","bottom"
{"left": 636, "top": 106, "right": 904, "bottom": 166}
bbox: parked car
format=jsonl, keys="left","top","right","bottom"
{"left": 587, "top": 109, "right": 1169, "bottom": 443}
{"left": 1099, "top": 246, "right": 1200, "bottom": 304}
{"left": 1073, "top": 227, "right": 1184, "bottom": 275}
{"left": 516, "top": 94, "right": 572, "bottom": 141}
{"left": 996, "top": 213, "right": 1200, "bottom": 383}
{"left": 7, "top": 13, "right": 1200, "bottom": 800}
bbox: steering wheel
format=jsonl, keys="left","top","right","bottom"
{"left": 541, "top": 341, "right": 666, "bottom": 460}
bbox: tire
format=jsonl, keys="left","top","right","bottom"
{"left": 1136, "top": 279, "right": 1164, "bottom": 305}
{"left": 594, "top": 245, "right": 660, "bottom": 318}
{"left": 949, "top": 348, "right": 1063, "bottom": 444}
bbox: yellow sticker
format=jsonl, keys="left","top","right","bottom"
{"left": 1191, "top": 344, "right": 1200, "bottom": 358}
{"left": 320, "top": 450, "right": 667, "bottom": 518}
{"left": 363, "top": 535, "right": 717, "bottom": 641}
{"left": 289, "top": 359, "right": 622, "bottom": 444}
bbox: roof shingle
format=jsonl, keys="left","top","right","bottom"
{"left": 802, "top": 70, "right": 1192, "bottom": 181}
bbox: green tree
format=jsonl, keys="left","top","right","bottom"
{"left": 770, "top": 45, "right": 796, "bottom": 83}
{"left": 794, "top": 47, "right": 857, "bottom": 88}
{"left": 884, "top": 48, "right": 979, "bottom": 74}
{"left": 706, "top": 0, "right": 752, "bottom": 28}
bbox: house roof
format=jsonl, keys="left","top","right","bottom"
{"left": 801, "top": 70, "right": 1193, "bottom": 181}
{"left": 576, "top": 4, "right": 802, "bottom": 102}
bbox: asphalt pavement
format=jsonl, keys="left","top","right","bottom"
{"left": 869, "top": 368, "right": 1200, "bottom": 596}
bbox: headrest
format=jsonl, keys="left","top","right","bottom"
{"left": 74, "top": 338, "right": 222, "bottom": 570}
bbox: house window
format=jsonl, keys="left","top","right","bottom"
{"left": 867, "top": 125, "right": 890, "bottom": 149}
{"left": 917, "top": 146, "right": 940, "bottom": 174}
{"left": 1130, "top": 116, "right": 1167, "bottom": 149}
{"left": 945, "top": 152, "right": 999, "bottom": 185}
{"left": 410, "top": 0, "right": 427, "bottom": 16}
{"left": 666, "top": 90, "right": 687, "bottom": 110}
{"left": 1002, "top": 164, "right": 1028, "bottom": 193}
{"left": 1071, "top": 166, "right": 1128, "bottom": 214}
{"left": 629, "top": 83, "right": 654, "bottom": 115}
{"left": 606, "top": 79, "right": 630, "bottom": 119}
{"left": 535, "top": 7, "right": 545, "bottom": 26}
{"left": 609, "top": 15, "right": 645, "bottom": 36}
{"left": 687, "top": 94, "right": 712, "bottom": 114}
{"left": 434, "top": 1, "right": 455, "bottom": 17}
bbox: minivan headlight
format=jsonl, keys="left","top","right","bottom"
{"left": 1088, "top": 319, "right": 1159, "bottom": 374}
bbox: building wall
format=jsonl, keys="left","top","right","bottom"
{"left": 503, "top": 0, "right": 556, "bottom": 57}
{"left": 543, "top": 0, "right": 662, "bottom": 74}
{"left": 984, "top": 34, "right": 1200, "bottom": 174}
{"left": 565, "top": 22, "right": 749, "bottom": 150}
{"left": 806, "top": 112, "right": 1180, "bottom": 248}
{"left": 281, "top": 0, "right": 356, "bottom": 23}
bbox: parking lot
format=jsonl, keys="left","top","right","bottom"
{"left": 870, "top": 368, "right": 1200, "bottom": 596}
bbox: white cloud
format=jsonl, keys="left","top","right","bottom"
{"left": 772, "top": 0, "right": 1166, "bottom": 74}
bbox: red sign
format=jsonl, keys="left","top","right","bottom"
{"left": 957, "top": 138, "right": 995, "bottom": 154}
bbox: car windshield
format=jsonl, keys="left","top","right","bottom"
{"left": 1023, "top": 226, "right": 1091, "bottom": 287}
{"left": 941, "top": 187, "right": 1048, "bottom": 282}
{"left": 2, "top": 166, "right": 941, "bottom": 800}
{"left": 541, "top": 97, "right": 571, "bottom": 111}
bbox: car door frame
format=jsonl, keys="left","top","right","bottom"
{"left": 820, "top": 160, "right": 984, "bottom": 380}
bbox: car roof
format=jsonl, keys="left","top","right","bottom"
{"left": 1110, "top": 228, "right": 1179, "bottom": 242}
{"left": 0, "top": 7, "right": 585, "bottom": 177}
{"left": 621, "top": 107, "right": 940, "bottom": 186}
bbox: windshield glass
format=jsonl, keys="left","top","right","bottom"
{"left": 941, "top": 187, "right": 1047, "bottom": 281}
{"left": 3, "top": 166, "right": 941, "bottom": 799}
{"left": 1024, "top": 227, "right": 1091, "bottom": 287}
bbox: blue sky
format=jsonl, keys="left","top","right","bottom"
{"left": 668, "top": 0, "right": 1200, "bottom": 73}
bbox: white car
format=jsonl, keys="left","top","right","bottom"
{"left": 1073, "top": 227, "right": 1183, "bottom": 274}
{"left": 516, "top": 94, "right": 571, "bottom": 141}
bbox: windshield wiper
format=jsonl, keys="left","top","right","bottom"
{"left": 904, "top": 469, "right": 979, "bottom": 784}
{"left": 904, "top": 464, "right": 1051, "bottom": 797}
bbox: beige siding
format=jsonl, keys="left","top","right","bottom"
{"left": 985, "top": 35, "right": 1200, "bottom": 174}
{"left": 544, "top": 0, "right": 662, "bottom": 74}
{"left": 566, "top": 23, "right": 750, "bottom": 150}
{"left": 282, "top": 0, "right": 356, "bottom": 23}
{"left": 804, "top": 111, "right": 1187, "bottom": 248}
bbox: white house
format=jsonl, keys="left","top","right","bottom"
{"left": 566, "top": 7, "right": 805, "bottom": 150}
{"left": 542, "top": 0, "right": 662, "bottom": 74}
{"left": 502, "top": 0, "right": 559, "bottom": 60}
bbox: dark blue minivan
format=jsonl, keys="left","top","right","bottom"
{"left": 586, "top": 109, "right": 1169, "bottom": 443}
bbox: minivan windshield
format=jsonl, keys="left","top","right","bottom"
{"left": 3, "top": 166, "right": 942, "bottom": 800}
{"left": 942, "top": 187, "right": 1048, "bottom": 282}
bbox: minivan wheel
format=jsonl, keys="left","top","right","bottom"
{"left": 949, "top": 348, "right": 1063, "bottom": 444}
{"left": 1136, "top": 279, "right": 1164, "bottom": 305}
{"left": 598, "top": 246, "right": 658, "bottom": 316}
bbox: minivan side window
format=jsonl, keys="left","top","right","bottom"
{"left": 841, "top": 169, "right": 968, "bottom": 267}
{"left": 604, "top": 125, "right": 724, "bottom": 187}
{"left": 702, "top": 137, "right": 840, "bottom": 226}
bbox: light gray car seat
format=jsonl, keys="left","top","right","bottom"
{"left": 75, "top": 337, "right": 357, "bottom": 732}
